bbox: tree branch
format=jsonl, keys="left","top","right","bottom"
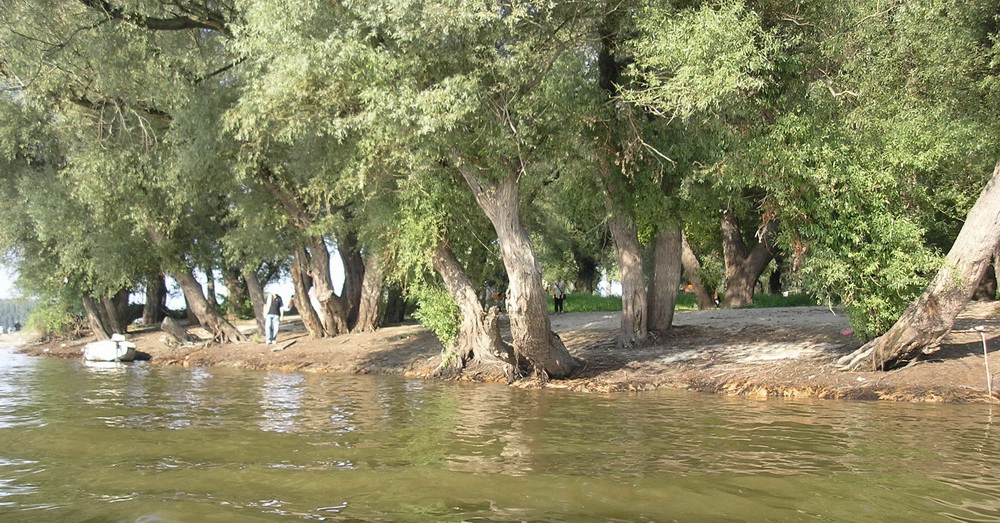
{"left": 77, "top": 0, "right": 231, "bottom": 36}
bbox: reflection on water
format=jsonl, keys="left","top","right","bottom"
{"left": 2, "top": 347, "right": 1000, "bottom": 521}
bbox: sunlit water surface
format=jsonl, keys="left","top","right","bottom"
{"left": 2, "top": 347, "right": 1000, "bottom": 521}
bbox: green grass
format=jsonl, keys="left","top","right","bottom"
{"left": 547, "top": 292, "right": 818, "bottom": 313}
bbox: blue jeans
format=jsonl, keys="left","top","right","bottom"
{"left": 265, "top": 314, "right": 281, "bottom": 343}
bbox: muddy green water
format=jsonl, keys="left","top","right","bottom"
{"left": 2, "top": 348, "right": 1000, "bottom": 521}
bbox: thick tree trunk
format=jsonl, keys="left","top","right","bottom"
{"left": 102, "top": 294, "right": 127, "bottom": 335}
{"left": 607, "top": 210, "right": 648, "bottom": 347}
{"left": 304, "top": 236, "right": 349, "bottom": 336}
{"left": 221, "top": 267, "right": 248, "bottom": 320}
{"left": 681, "top": 233, "right": 716, "bottom": 310}
{"left": 432, "top": 241, "right": 517, "bottom": 379}
{"left": 839, "top": 160, "right": 1000, "bottom": 371}
{"left": 243, "top": 267, "right": 267, "bottom": 339}
{"left": 457, "top": 164, "right": 578, "bottom": 378}
{"left": 172, "top": 268, "right": 246, "bottom": 343}
{"left": 339, "top": 232, "right": 366, "bottom": 331}
{"left": 353, "top": 252, "right": 385, "bottom": 333}
{"left": 291, "top": 248, "right": 325, "bottom": 338}
{"left": 142, "top": 274, "right": 167, "bottom": 325}
{"left": 82, "top": 295, "right": 111, "bottom": 340}
{"left": 648, "top": 226, "right": 682, "bottom": 333}
{"left": 721, "top": 212, "right": 776, "bottom": 309}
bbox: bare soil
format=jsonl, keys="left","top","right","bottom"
{"left": 14, "top": 303, "right": 1000, "bottom": 402}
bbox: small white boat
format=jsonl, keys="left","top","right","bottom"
{"left": 83, "top": 334, "right": 137, "bottom": 362}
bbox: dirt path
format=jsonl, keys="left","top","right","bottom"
{"left": 14, "top": 304, "right": 1000, "bottom": 402}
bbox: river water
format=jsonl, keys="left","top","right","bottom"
{"left": 2, "top": 348, "right": 1000, "bottom": 521}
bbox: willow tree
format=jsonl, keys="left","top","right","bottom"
{"left": 0, "top": 0, "right": 248, "bottom": 342}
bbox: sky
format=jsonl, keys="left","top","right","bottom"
{"left": 0, "top": 264, "right": 17, "bottom": 300}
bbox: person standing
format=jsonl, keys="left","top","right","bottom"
{"left": 552, "top": 280, "right": 568, "bottom": 314}
{"left": 264, "top": 292, "right": 284, "bottom": 344}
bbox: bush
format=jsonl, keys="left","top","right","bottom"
{"left": 26, "top": 299, "right": 84, "bottom": 341}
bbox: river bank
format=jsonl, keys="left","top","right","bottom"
{"left": 13, "top": 303, "right": 1000, "bottom": 402}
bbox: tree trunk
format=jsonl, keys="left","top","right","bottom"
{"left": 142, "top": 274, "right": 167, "bottom": 325}
{"left": 572, "top": 247, "right": 600, "bottom": 294}
{"left": 607, "top": 209, "right": 648, "bottom": 347}
{"left": 221, "top": 267, "right": 248, "bottom": 320}
{"left": 161, "top": 316, "right": 196, "bottom": 345}
{"left": 721, "top": 212, "right": 776, "bottom": 309}
{"left": 353, "top": 252, "right": 385, "bottom": 333}
{"left": 768, "top": 256, "right": 784, "bottom": 295}
{"left": 172, "top": 268, "right": 246, "bottom": 343}
{"left": 383, "top": 284, "right": 407, "bottom": 325}
{"left": 102, "top": 294, "right": 127, "bottom": 335}
{"left": 243, "top": 267, "right": 267, "bottom": 339}
{"left": 304, "top": 236, "right": 349, "bottom": 336}
{"left": 82, "top": 295, "right": 111, "bottom": 340}
{"left": 648, "top": 226, "right": 682, "bottom": 333}
{"left": 456, "top": 163, "right": 578, "bottom": 378}
{"left": 681, "top": 233, "right": 716, "bottom": 310}
{"left": 839, "top": 160, "right": 1000, "bottom": 371}
{"left": 292, "top": 246, "right": 325, "bottom": 338}
{"left": 205, "top": 268, "right": 218, "bottom": 309}
{"left": 339, "top": 232, "right": 366, "bottom": 330}
{"left": 432, "top": 241, "right": 517, "bottom": 379}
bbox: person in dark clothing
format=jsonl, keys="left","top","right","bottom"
{"left": 264, "top": 293, "right": 284, "bottom": 344}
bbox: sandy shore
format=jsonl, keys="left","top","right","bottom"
{"left": 14, "top": 303, "right": 1000, "bottom": 402}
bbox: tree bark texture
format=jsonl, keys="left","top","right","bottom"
{"left": 82, "top": 295, "right": 111, "bottom": 340}
{"left": 291, "top": 247, "right": 325, "bottom": 338}
{"left": 221, "top": 267, "right": 248, "bottom": 320}
{"left": 243, "top": 267, "right": 267, "bottom": 340}
{"left": 681, "top": 233, "right": 716, "bottom": 310}
{"left": 607, "top": 209, "right": 648, "bottom": 347}
{"left": 352, "top": 252, "right": 385, "bottom": 333}
{"left": 142, "top": 274, "right": 167, "bottom": 325}
{"left": 721, "top": 212, "right": 776, "bottom": 309}
{"left": 302, "top": 236, "right": 349, "bottom": 336}
{"left": 572, "top": 247, "right": 600, "bottom": 293}
{"left": 839, "top": 160, "right": 1000, "bottom": 371}
{"left": 456, "top": 163, "right": 578, "bottom": 378}
{"left": 648, "top": 226, "right": 682, "bottom": 333}
{"left": 172, "top": 268, "right": 246, "bottom": 343}
{"left": 431, "top": 241, "right": 517, "bottom": 379}
{"left": 102, "top": 295, "right": 127, "bottom": 335}
{"left": 339, "top": 232, "right": 366, "bottom": 330}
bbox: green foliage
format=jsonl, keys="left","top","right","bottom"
{"left": 26, "top": 299, "right": 82, "bottom": 340}
{"left": 410, "top": 282, "right": 460, "bottom": 347}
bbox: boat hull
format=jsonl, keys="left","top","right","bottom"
{"left": 82, "top": 340, "right": 137, "bottom": 362}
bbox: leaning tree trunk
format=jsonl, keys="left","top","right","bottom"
{"left": 648, "top": 226, "right": 683, "bottom": 333}
{"left": 457, "top": 163, "right": 578, "bottom": 378}
{"left": 721, "top": 212, "right": 776, "bottom": 309}
{"left": 681, "top": 233, "right": 716, "bottom": 310}
{"left": 82, "top": 295, "right": 111, "bottom": 340}
{"left": 290, "top": 249, "right": 325, "bottom": 338}
{"left": 172, "top": 268, "right": 246, "bottom": 343}
{"left": 432, "top": 241, "right": 517, "bottom": 379}
{"left": 142, "top": 274, "right": 167, "bottom": 325}
{"left": 353, "top": 252, "right": 386, "bottom": 333}
{"left": 243, "top": 267, "right": 268, "bottom": 340}
{"left": 839, "top": 159, "right": 1000, "bottom": 371}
